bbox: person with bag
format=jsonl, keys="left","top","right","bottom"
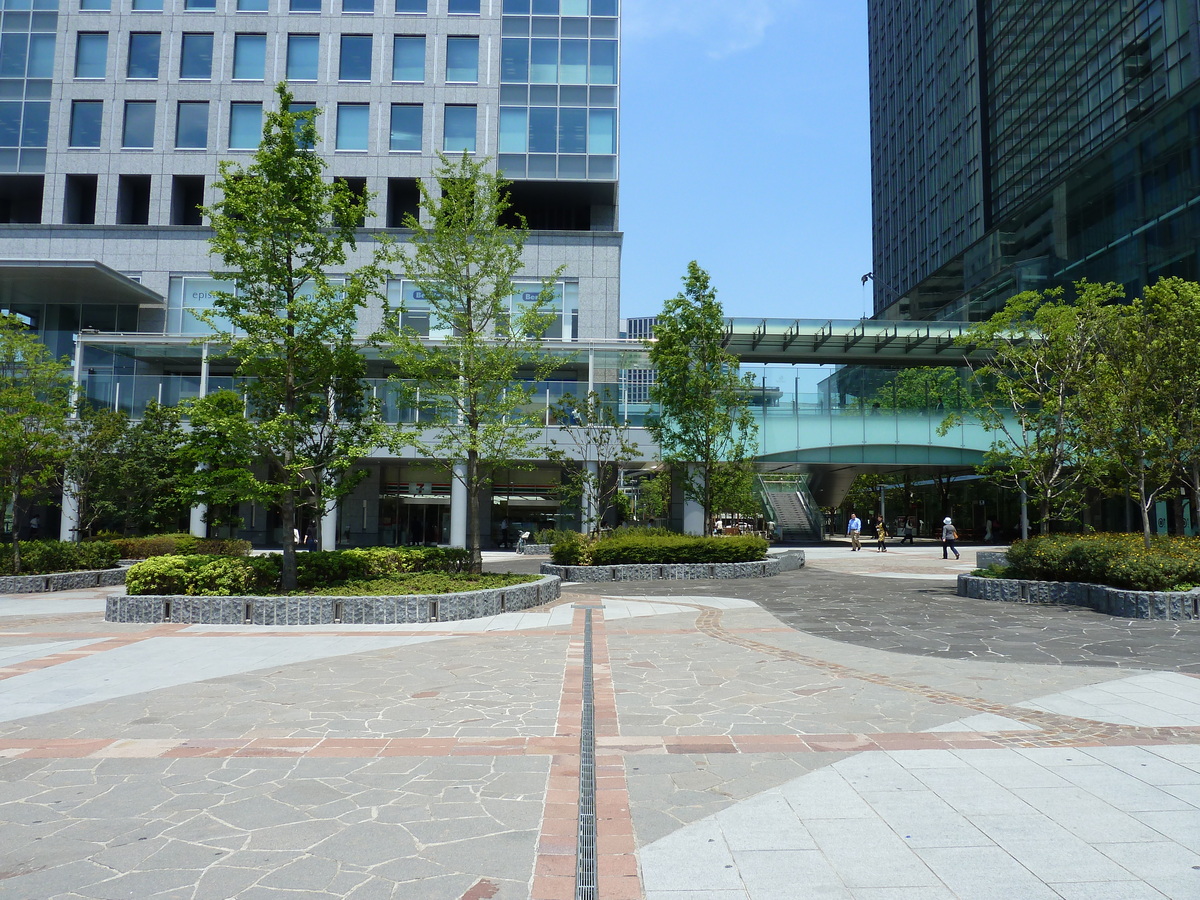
{"left": 941, "top": 517, "right": 960, "bottom": 560}
{"left": 847, "top": 512, "right": 862, "bottom": 551}
{"left": 875, "top": 514, "right": 888, "bottom": 552}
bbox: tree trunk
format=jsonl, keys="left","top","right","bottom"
{"left": 467, "top": 448, "right": 481, "bottom": 574}
{"left": 1137, "top": 471, "right": 1153, "bottom": 550}
{"left": 10, "top": 488, "right": 20, "bottom": 574}
{"left": 1190, "top": 461, "right": 1200, "bottom": 533}
{"left": 1039, "top": 496, "right": 1051, "bottom": 535}
{"left": 281, "top": 489, "right": 297, "bottom": 591}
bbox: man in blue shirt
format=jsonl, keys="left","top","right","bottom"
{"left": 847, "top": 512, "right": 862, "bottom": 551}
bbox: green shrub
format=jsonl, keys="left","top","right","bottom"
{"left": 1006, "top": 533, "right": 1200, "bottom": 591}
{"left": 126, "top": 555, "right": 198, "bottom": 594}
{"left": 0, "top": 540, "right": 121, "bottom": 575}
{"left": 194, "top": 538, "right": 252, "bottom": 557}
{"left": 534, "top": 528, "right": 581, "bottom": 545}
{"left": 550, "top": 532, "right": 590, "bottom": 565}
{"left": 609, "top": 525, "right": 674, "bottom": 539}
{"left": 588, "top": 534, "right": 768, "bottom": 566}
{"left": 306, "top": 572, "right": 536, "bottom": 596}
{"left": 190, "top": 556, "right": 276, "bottom": 596}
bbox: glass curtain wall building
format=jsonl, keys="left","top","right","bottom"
{"left": 869, "top": 0, "right": 1200, "bottom": 322}
{"left": 0, "top": 0, "right": 623, "bottom": 546}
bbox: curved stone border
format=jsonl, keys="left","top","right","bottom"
{"left": 519, "top": 543, "right": 552, "bottom": 556}
{"left": 540, "top": 550, "right": 804, "bottom": 583}
{"left": 0, "top": 567, "right": 127, "bottom": 594}
{"left": 106, "top": 575, "right": 561, "bottom": 625}
{"left": 958, "top": 574, "right": 1200, "bottom": 621}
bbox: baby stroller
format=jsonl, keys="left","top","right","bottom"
{"left": 516, "top": 531, "right": 532, "bottom": 552}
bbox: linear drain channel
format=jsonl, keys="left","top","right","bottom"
{"left": 576, "top": 608, "right": 598, "bottom": 900}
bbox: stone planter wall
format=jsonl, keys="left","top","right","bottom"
{"left": 975, "top": 551, "right": 1009, "bottom": 569}
{"left": 541, "top": 550, "right": 803, "bottom": 583}
{"left": 106, "top": 575, "right": 561, "bottom": 625}
{"left": 519, "top": 543, "right": 552, "bottom": 556}
{"left": 0, "top": 567, "right": 127, "bottom": 594}
{"left": 957, "top": 574, "right": 1200, "bottom": 621}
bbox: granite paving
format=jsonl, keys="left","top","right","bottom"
{"left": 0, "top": 544, "right": 1196, "bottom": 898}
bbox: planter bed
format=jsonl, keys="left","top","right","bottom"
{"left": 957, "top": 573, "right": 1200, "bottom": 621}
{"left": 0, "top": 567, "right": 127, "bottom": 594}
{"left": 519, "top": 543, "right": 552, "bottom": 556}
{"left": 541, "top": 550, "right": 804, "bottom": 583}
{"left": 106, "top": 574, "right": 561, "bottom": 625}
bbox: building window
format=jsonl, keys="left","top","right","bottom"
{"left": 184, "top": 0, "right": 216, "bottom": 10}
{"left": 445, "top": 36, "right": 478, "bottom": 83}
{"left": 233, "top": 33, "right": 267, "bottom": 79}
{"left": 590, "top": 40, "right": 616, "bottom": 84}
{"left": 237, "top": 0, "right": 268, "bottom": 10}
{"left": 122, "top": 100, "right": 155, "bottom": 148}
{"left": 447, "top": 0, "right": 478, "bottom": 12}
{"left": 443, "top": 104, "right": 475, "bottom": 153}
{"left": 70, "top": 100, "right": 103, "bottom": 147}
{"left": 336, "top": 103, "right": 368, "bottom": 150}
{"left": 389, "top": 103, "right": 420, "bottom": 151}
{"left": 501, "top": 38, "right": 528, "bottom": 82}
{"left": 180, "top": 33, "right": 214, "bottom": 79}
{"left": 528, "top": 107, "right": 554, "bottom": 152}
{"left": 175, "top": 100, "right": 208, "bottom": 148}
{"left": 74, "top": 32, "right": 108, "bottom": 79}
{"left": 392, "top": 35, "right": 424, "bottom": 82}
{"left": 290, "top": 0, "right": 321, "bottom": 12}
{"left": 343, "top": 0, "right": 372, "bottom": 11}
{"left": 127, "top": 32, "right": 160, "bottom": 79}
{"left": 229, "top": 101, "right": 263, "bottom": 148}
{"left": 290, "top": 100, "right": 316, "bottom": 147}
{"left": 339, "top": 34, "right": 372, "bottom": 81}
{"left": 80, "top": 0, "right": 110, "bottom": 11}
{"left": 530, "top": 39, "right": 556, "bottom": 82}
{"left": 395, "top": 0, "right": 424, "bottom": 11}
{"left": 588, "top": 108, "right": 614, "bottom": 153}
{"left": 286, "top": 34, "right": 319, "bottom": 80}
{"left": 560, "top": 39, "right": 586, "bottom": 84}
{"left": 499, "top": 106, "right": 525, "bottom": 152}
{"left": 131, "top": 0, "right": 163, "bottom": 9}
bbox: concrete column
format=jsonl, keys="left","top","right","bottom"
{"left": 583, "top": 460, "right": 599, "bottom": 533}
{"left": 59, "top": 484, "right": 79, "bottom": 542}
{"left": 450, "top": 463, "right": 467, "bottom": 548}
{"left": 321, "top": 497, "right": 338, "bottom": 550}
{"left": 683, "top": 465, "right": 704, "bottom": 535}
{"left": 190, "top": 505, "right": 207, "bottom": 538}
{"left": 1019, "top": 482, "right": 1029, "bottom": 541}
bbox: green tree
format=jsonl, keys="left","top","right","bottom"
{"left": 0, "top": 314, "right": 72, "bottom": 570}
{"left": 956, "top": 282, "right": 1121, "bottom": 534}
{"left": 64, "top": 404, "right": 129, "bottom": 538}
{"left": 383, "top": 153, "right": 560, "bottom": 573}
{"left": 647, "top": 261, "right": 758, "bottom": 534}
{"left": 636, "top": 470, "right": 671, "bottom": 524}
{"left": 110, "top": 402, "right": 191, "bottom": 534}
{"left": 863, "top": 366, "right": 968, "bottom": 411}
{"left": 199, "top": 83, "right": 393, "bottom": 589}
{"left": 547, "top": 390, "right": 639, "bottom": 535}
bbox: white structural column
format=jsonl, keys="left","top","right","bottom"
{"left": 59, "top": 483, "right": 79, "bottom": 542}
{"left": 321, "top": 497, "right": 338, "bottom": 549}
{"left": 583, "top": 460, "right": 599, "bottom": 533}
{"left": 450, "top": 463, "right": 467, "bottom": 548}
{"left": 189, "top": 505, "right": 207, "bottom": 538}
{"left": 683, "top": 465, "right": 705, "bottom": 535}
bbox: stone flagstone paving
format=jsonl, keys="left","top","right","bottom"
{"left": 0, "top": 545, "right": 1197, "bottom": 898}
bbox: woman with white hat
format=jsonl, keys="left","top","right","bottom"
{"left": 941, "top": 517, "right": 960, "bottom": 560}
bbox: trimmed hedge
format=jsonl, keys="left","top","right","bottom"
{"left": 109, "top": 534, "right": 252, "bottom": 559}
{"left": 0, "top": 540, "right": 120, "bottom": 575}
{"left": 552, "top": 533, "right": 769, "bottom": 566}
{"left": 1004, "top": 533, "right": 1200, "bottom": 592}
{"left": 126, "top": 546, "right": 472, "bottom": 596}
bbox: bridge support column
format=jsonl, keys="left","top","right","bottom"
{"left": 60, "top": 482, "right": 79, "bottom": 542}
{"left": 450, "top": 463, "right": 467, "bottom": 548}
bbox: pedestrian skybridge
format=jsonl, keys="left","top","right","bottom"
{"left": 720, "top": 317, "right": 985, "bottom": 366}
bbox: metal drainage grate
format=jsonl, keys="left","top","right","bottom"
{"left": 576, "top": 608, "right": 598, "bottom": 900}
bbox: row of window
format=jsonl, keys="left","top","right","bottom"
{"left": 80, "top": 0, "right": 480, "bottom": 13}
{"left": 74, "top": 32, "right": 478, "bottom": 83}
{"left": 68, "top": 98, "right": 479, "bottom": 152}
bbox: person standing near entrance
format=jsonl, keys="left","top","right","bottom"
{"left": 499, "top": 517, "right": 511, "bottom": 549}
{"left": 942, "top": 517, "right": 960, "bottom": 560}
{"left": 847, "top": 512, "right": 862, "bottom": 551}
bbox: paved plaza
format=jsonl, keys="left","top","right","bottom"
{"left": 1, "top": 544, "right": 1199, "bottom": 899}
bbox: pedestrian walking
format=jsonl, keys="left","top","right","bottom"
{"left": 847, "top": 512, "right": 862, "bottom": 551}
{"left": 941, "top": 517, "right": 960, "bottom": 560}
{"left": 875, "top": 515, "right": 888, "bottom": 552}
{"left": 901, "top": 516, "right": 915, "bottom": 544}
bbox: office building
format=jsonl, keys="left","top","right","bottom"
{"left": 0, "top": 0, "right": 625, "bottom": 545}
{"left": 869, "top": 0, "right": 1200, "bottom": 321}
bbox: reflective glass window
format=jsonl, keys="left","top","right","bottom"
{"left": 530, "top": 38, "right": 556, "bottom": 82}
{"left": 28, "top": 34, "right": 55, "bottom": 79}
{"left": 131, "top": 0, "right": 163, "bottom": 10}
{"left": 532, "top": 0, "right": 557, "bottom": 11}
{"left": 69, "top": 100, "right": 102, "bottom": 147}
{"left": 229, "top": 101, "right": 263, "bottom": 148}
{"left": 592, "top": 0, "right": 615, "bottom": 14}
{"left": 395, "top": 0, "right": 424, "bottom": 10}
{"left": 127, "top": 32, "right": 160, "bottom": 78}
{"left": 389, "top": 103, "right": 420, "bottom": 151}
{"left": 0, "top": 35, "right": 28, "bottom": 78}
{"left": 443, "top": 104, "right": 475, "bottom": 153}
{"left": 448, "top": 0, "right": 478, "bottom": 11}
{"left": 343, "top": 0, "right": 372, "bottom": 10}
{"left": 336, "top": 102, "right": 368, "bottom": 149}
{"left": 0, "top": 102, "right": 21, "bottom": 146}
{"left": 21, "top": 102, "right": 48, "bottom": 146}
{"left": 290, "top": 0, "right": 321, "bottom": 12}
{"left": 445, "top": 35, "right": 477, "bottom": 82}
{"left": 339, "top": 34, "right": 371, "bottom": 80}
{"left": 233, "top": 33, "right": 266, "bottom": 79}
{"left": 80, "top": 0, "right": 110, "bottom": 10}
{"left": 184, "top": 0, "right": 215, "bottom": 10}
{"left": 499, "top": 106, "right": 526, "bottom": 152}
{"left": 560, "top": 39, "right": 586, "bottom": 83}
{"left": 175, "top": 100, "right": 208, "bottom": 148}
{"left": 290, "top": 100, "right": 316, "bottom": 147}
{"left": 122, "top": 100, "right": 155, "bottom": 148}
{"left": 180, "top": 33, "right": 214, "bottom": 79}
{"left": 587, "top": 107, "right": 614, "bottom": 153}
{"left": 286, "top": 34, "right": 319, "bottom": 80}
{"left": 74, "top": 32, "right": 107, "bottom": 78}
{"left": 501, "top": 37, "right": 528, "bottom": 82}
{"left": 392, "top": 35, "right": 424, "bottom": 81}
{"left": 238, "top": 0, "right": 269, "bottom": 10}
{"left": 559, "top": 106, "right": 585, "bottom": 152}
{"left": 528, "top": 106, "right": 555, "bottom": 152}
{"left": 589, "top": 39, "right": 616, "bottom": 83}
{"left": 560, "top": 0, "right": 585, "bottom": 12}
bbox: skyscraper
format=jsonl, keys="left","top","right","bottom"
{"left": 0, "top": 0, "right": 623, "bottom": 544}
{"left": 869, "top": 0, "right": 1200, "bottom": 321}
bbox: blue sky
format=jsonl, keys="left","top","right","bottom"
{"left": 617, "top": 0, "right": 873, "bottom": 322}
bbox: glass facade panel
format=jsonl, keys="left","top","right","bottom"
{"left": 233, "top": 33, "right": 266, "bottom": 79}
{"left": 229, "top": 101, "right": 263, "bottom": 148}
{"left": 587, "top": 107, "right": 614, "bottom": 153}
{"left": 589, "top": 39, "right": 615, "bottom": 83}
{"left": 558, "top": 106, "right": 585, "bottom": 153}
{"left": 80, "top": 0, "right": 110, "bottom": 10}
{"left": 290, "top": 0, "right": 321, "bottom": 11}
{"left": 122, "top": 100, "right": 155, "bottom": 148}
{"left": 445, "top": 35, "right": 477, "bottom": 82}
{"left": 447, "top": 0, "right": 478, "bottom": 12}
{"left": 237, "top": 0, "right": 269, "bottom": 10}
{"left": 529, "top": 38, "right": 556, "bottom": 82}
{"left": 179, "top": 33, "right": 214, "bottom": 79}
{"left": 126, "top": 32, "right": 160, "bottom": 78}
{"left": 501, "top": 37, "right": 528, "bottom": 82}
{"left": 131, "top": 0, "right": 163, "bottom": 10}
{"left": 0, "top": 103, "right": 20, "bottom": 146}
{"left": 287, "top": 34, "right": 319, "bottom": 80}
{"left": 528, "top": 106, "right": 555, "bottom": 152}
{"left": 74, "top": 32, "right": 107, "bottom": 78}
{"left": 70, "top": 99, "right": 102, "bottom": 147}
{"left": 392, "top": 35, "right": 424, "bottom": 81}
{"left": 336, "top": 102, "right": 368, "bottom": 149}
{"left": 443, "top": 104, "right": 475, "bottom": 152}
{"left": 343, "top": 0, "right": 372, "bottom": 10}
{"left": 395, "top": 0, "right": 425, "bottom": 10}
{"left": 559, "top": 39, "right": 586, "bottom": 83}
{"left": 499, "top": 106, "right": 526, "bottom": 152}
{"left": 389, "top": 102, "right": 420, "bottom": 151}
{"left": 184, "top": 0, "right": 215, "bottom": 10}
{"left": 175, "top": 100, "right": 208, "bottom": 148}
{"left": 339, "top": 34, "right": 371, "bottom": 80}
